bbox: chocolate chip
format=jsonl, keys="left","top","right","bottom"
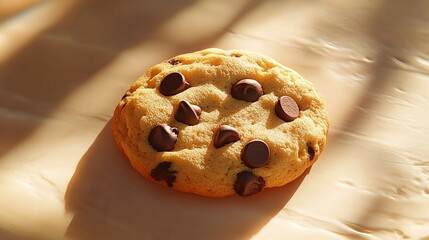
{"left": 231, "top": 79, "right": 263, "bottom": 102}
{"left": 174, "top": 101, "right": 201, "bottom": 126}
{"left": 151, "top": 161, "right": 177, "bottom": 187}
{"left": 234, "top": 171, "right": 265, "bottom": 196}
{"left": 241, "top": 140, "right": 270, "bottom": 168}
{"left": 308, "top": 145, "right": 315, "bottom": 160}
{"left": 275, "top": 96, "right": 299, "bottom": 122}
{"left": 168, "top": 59, "right": 181, "bottom": 65}
{"left": 159, "top": 72, "right": 189, "bottom": 96}
{"left": 214, "top": 125, "right": 240, "bottom": 148}
{"left": 148, "top": 124, "right": 178, "bottom": 151}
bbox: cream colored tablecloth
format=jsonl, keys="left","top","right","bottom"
{"left": 1, "top": 0, "right": 429, "bottom": 239}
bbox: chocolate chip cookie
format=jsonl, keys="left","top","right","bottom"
{"left": 112, "top": 48, "right": 329, "bottom": 197}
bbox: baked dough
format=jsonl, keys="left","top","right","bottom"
{"left": 112, "top": 48, "right": 328, "bottom": 197}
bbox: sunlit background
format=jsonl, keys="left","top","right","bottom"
{"left": 1, "top": 0, "right": 429, "bottom": 239}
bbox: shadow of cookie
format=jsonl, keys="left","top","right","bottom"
{"left": 64, "top": 121, "right": 310, "bottom": 240}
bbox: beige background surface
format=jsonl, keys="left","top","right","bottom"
{"left": 1, "top": 0, "right": 429, "bottom": 239}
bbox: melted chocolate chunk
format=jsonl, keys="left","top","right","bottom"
{"left": 234, "top": 171, "right": 265, "bottom": 196}
{"left": 148, "top": 124, "right": 178, "bottom": 151}
{"left": 174, "top": 101, "right": 201, "bottom": 126}
{"left": 241, "top": 140, "right": 270, "bottom": 168}
{"left": 151, "top": 161, "right": 177, "bottom": 187}
{"left": 231, "top": 79, "right": 263, "bottom": 102}
{"left": 308, "top": 145, "right": 315, "bottom": 160}
{"left": 159, "top": 72, "right": 189, "bottom": 96}
{"left": 214, "top": 125, "right": 240, "bottom": 148}
{"left": 275, "top": 96, "right": 300, "bottom": 122}
{"left": 168, "top": 59, "right": 181, "bottom": 65}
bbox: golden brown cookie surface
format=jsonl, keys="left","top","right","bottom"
{"left": 112, "top": 48, "right": 328, "bottom": 197}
